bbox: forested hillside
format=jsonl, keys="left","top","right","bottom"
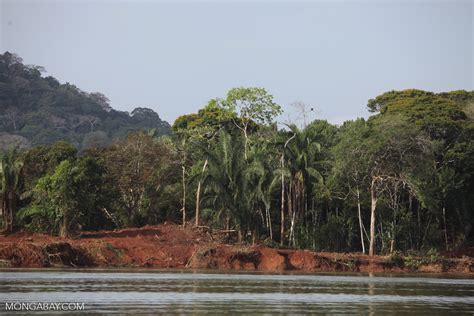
{"left": 1, "top": 52, "right": 473, "bottom": 257}
{"left": 0, "top": 52, "right": 170, "bottom": 150}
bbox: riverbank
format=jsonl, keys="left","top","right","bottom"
{"left": 0, "top": 223, "right": 472, "bottom": 274}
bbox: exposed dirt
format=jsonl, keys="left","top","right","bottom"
{"left": 0, "top": 222, "right": 472, "bottom": 274}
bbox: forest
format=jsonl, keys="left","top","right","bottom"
{"left": 0, "top": 52, "right": 170, "bottom": 151}
{"left": 1, "top": 52, "right": 473, "bottom": 256}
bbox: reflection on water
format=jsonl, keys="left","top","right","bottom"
{"left": 0, "top": 270, "right": 473, "bottom": 314}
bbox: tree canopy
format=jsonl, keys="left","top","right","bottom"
{"left": 0, "top": 52, "right": 170, "bottom": 151}
{"left": 1, "top": 53, "right": 473, "bottom": 256}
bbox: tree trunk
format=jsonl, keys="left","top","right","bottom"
{"left": 195, "top": 159, "right": 208, "bottom": 227}
{"left": 379, "top": 217, "right": 385, "bottom": 253}
{"left": 417, "top": 202, "right": 421, "bottom": 249}
{"left": 3, "top": 192, "right": 15, "bottom": 234}
{"left": 280, "top": 155, "right": 285, "bottom": 246}
{"left": 182, "top": 165, "right": 186, "bottom": 227}
{"left": 421, "top": 213, "right": 432, "bottom": 249}
{"left": 195, "top": 181, "right": 201, "bottom": 226}
{"left": 279, "top": 133, "right": 296, "bottom": 246}
{"left": 2, "top": 194, "right": 10, "bottom": 233}
{"left": 243, "top": 127, "right": 248, "bottom": 161}
{"left": 290, "top": 209, "right": 297, "bottom": 247}
{"left": 2, "top": 196, "right": 7, "bottom": 232}
{"left": 10, "top": 193, "right": 16, "bottom": 233}
{"left": 288, "top": 183, "right": 294, "bottom": 247}
{"left": 443, "top": 206, "right": 448, "bottom": 250}
{"left": 60, "top": 210, "right": 68, "bottom": 237}
{"left": 356, "top": 188, "right": 366, "bottom": 254}
{"left": 266, "top": 206, "right": 273, "bottom": 241}
{"left": 369, "top": 178, "right": 378, "bottom": 256}
{"left": 0, "top": 196, "right": 4, "bottom": 224}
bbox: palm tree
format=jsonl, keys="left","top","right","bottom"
{"left": 200, "top": 130, "right": 264, "bottom": 242}
{"left": 280, "top": 124, "right": 323, "bottom": 247}
{"left": 249, "top": 143, "right": 275, "bottom": 242}
{"left": 245, "top": 143, "right": 273, "bottom": 243}
{"left": 0, "top": 148, "right": 23, "bottom": 234}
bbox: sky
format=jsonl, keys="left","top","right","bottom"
{"left": 1, "top": 0, "right": 472, "bottom": 125}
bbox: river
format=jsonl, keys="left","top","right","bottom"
{"left": 0, "top": 270, "right": 473, "bottom": 314}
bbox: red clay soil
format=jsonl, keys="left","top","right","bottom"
{"left": 0, "top": 222, "right": 472, "bottom": 274}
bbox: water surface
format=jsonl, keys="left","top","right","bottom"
{"left": 1, "top": 270, "right": 473, "bottom": 314}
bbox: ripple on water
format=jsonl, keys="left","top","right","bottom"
{"left": 0, "top": 271, "right": 473, "bottom": 314}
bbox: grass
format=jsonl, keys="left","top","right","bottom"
{"left": 105, "top": 242, "right": 123, "bottom": 257}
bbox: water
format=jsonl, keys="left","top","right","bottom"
{"left": 0, "top": 270, "right": 473, "bottom": 314}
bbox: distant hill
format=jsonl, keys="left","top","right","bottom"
{"left": 0, "top": 52, "right": 171, "bottom": 151}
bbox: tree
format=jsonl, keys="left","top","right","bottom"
{"left": 173, "top": 99, "right": 236, "bottom": 133}
{"left": 435, "top": 167, "right": 463, "bottom": 250}
{"left": 279, "top": 124, "right": 323, "bottom": 247}
{"left": 0, "top": 52, "right": 171, "bottom": 148}
{"left": 289, "top": 101, "right": 316, "bottom": 128}
{"left": 367, "top": 89, "right": 466, "bottom": 141}
{"left": 364, "top": 116, "right": 434, "bottom": 255}
{"left": 89, "top": 92, "right": 112, "bottom": 112}
{"left": 174, "top": 130, "right": 190, "bottom": 227}
{"left": 276, "top": 130, "right": 296, "bottom": 246}
{"left": 81, "top": 131, "right": 110, "bottom": 150}
{"left": 330, "top": 119, "right": 371, "bottom": 253}
{"left": 101, "top": 132, "right": 175, "bottom": 226}
{"left": 248, "top": 132, "right": 280, "bottom": 242}
{"left": 172, "top": 100, "right": 234, "bottom": 227}
{"left": 21, "top": 141, "right": 77, "bottom": 191}
{"left": 0, "top": 148, "right": 23, "bottom": 233}
{"left": 222, "top": 87, "right": 282, "bottom": 159}
{"left": 5, "top": 107, "right": 24, "bottom": 131}
{"left": 200, "top": 131, "right": 265, "bottom": 241}
{"left": 367, "top": 89, "right": 473, "bottom": 252}
{"left": 21, "top": 157, "right": 111, "bottom": 236}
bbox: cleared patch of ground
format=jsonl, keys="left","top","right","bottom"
{"left": 0, "top": 223, "right": 472, "bottom": 274}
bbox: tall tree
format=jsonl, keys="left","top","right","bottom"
{"left": 172, "top": 100, "right": 234, "bottom": 227}
{"left": 101, "top": 132, "right": 175, "bottom": 226}
{"left": 0, "top": 148, "right": 23, "bottom": 233}
{"left": 365, "top": 116, "right": 434, "bottom": 255}
{"left": 330, "top": 119, "right": 371, "bottom": 253}
{"left": 200, "top": 131, "right": 265, "bottom": 241}
{"left": 22, "top": 157, "right": 111, "bottom": 236}
{"left": 222, "top": 87, "right": 282, "bottom": 159}
{"left": 280, "top": 124, "right": 323, "bottom": 247}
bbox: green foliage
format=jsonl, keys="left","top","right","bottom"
{"left": 367, "top": 89, "right": 467, "bottom": 141}
{"left": 403, "top": 249, "right": 440, "bottom": 270}
{"left": 0, "top": 52, "right": 170, "bottom": 151}
{"left": 222, "top": 87, "right": 282, "bottom": 126}
{"left": 105, "top": 242, "right": 123, "bottom": 257}
{"left": 313, "top": 214, "right": 350, "bottom": 251}
{"left": 0, "top": 147, "right": 23, "bottom": 232}
{"left": 388, "top": 251, "right": 404, "bottom": 266}
{"left": 427, "top": 248, "right": 440, "bottom": 263}
{"left": 200, "top": 131, "right": 259, "bottom": 235}
{"left": 21, "top": 157, "right": 111, "bottom": 236}
{"left": 403, "top": 255, "right": 421, "bottom": 270}
{"left": 98, "top": 132, "right": 178, "bottom": 226}
{"left": 1, "top": 65, "right": 472, "bottom": 257}
{"left": 21, "top": 141, "right": 77, "bottom": 189}
{"left": 17, "top": 205, "right": 58, "bottom": 233}
{"left": 172, "top": 99, "right": 236, "bottom": 132}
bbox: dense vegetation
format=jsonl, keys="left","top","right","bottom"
{"left": 1, "top": 53, "right": 473, "bottom": 256}
{"left": 0, "top": 52, "right": 170, "bottom": 151}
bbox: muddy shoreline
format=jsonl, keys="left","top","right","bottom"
{"left": 0, "top": 223, "right": 472, "bottom": 274}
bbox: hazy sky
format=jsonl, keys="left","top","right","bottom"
{"left": 1, "top": 0, "right": 472, "bottom": 125}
